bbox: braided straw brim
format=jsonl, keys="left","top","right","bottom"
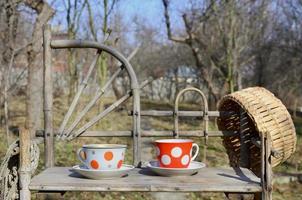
{"left": 217, "top": 87, "right": 296, "bottom": 176}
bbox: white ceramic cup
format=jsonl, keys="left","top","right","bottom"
{"left": 77, "top": 144, "right": 126, "bottom": 170}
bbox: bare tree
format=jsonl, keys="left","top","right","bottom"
{"left": 86, "top": 0, "right": 119, "bottom": 88}
{"left": 162, "top": 0, "right": 269, "bottom": 107}
{"left": 25, "top": 0, "right": 54, "bottom": 137}
{"left": 64, "top": 0, "right": 86, "bottom": 102}
{"left": 0, "top": 0, "right": 21, "bottom": 145}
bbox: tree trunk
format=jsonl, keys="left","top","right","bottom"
{"left": 25, "top": 0, "right": 54, "bottom": 137}
{"left": 2, "top": 0, "right": 19, "bottom": 145}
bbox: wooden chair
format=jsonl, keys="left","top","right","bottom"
{"left": 16, "top": 24, "right": 293, "bottom": 200}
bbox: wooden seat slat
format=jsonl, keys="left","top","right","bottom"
{"left": 29, "top": 167, "right": 261, "bottom": 193}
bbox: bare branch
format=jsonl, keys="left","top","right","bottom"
{"left": 85, "top": 0, "right": 97, "bottom": 41}
{"left": 107, "top": 0, "right": 118, "bottom": 17}
{"left": 74, "top": 0, "right": 87, "bottom": 34}
{"left": 162, "top": 0, "right": 187, "bottom": 43}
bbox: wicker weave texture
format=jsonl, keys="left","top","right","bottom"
{"left": 217, "top": 87, "right": 296, "bottom": 175}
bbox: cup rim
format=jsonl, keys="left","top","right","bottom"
{"left": 154, "top": 139, "right": 193, "bottom": 144}
{"left": 82, "top": 144, "right": 127, "bottom": 149}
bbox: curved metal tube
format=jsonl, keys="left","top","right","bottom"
{"left": 51, "top": 40, "right": 141, "bottom": 165}
{"left": 174, "top": 87, "right": 209, "bottom": 162}
{"left": 51, "top": 40, "right": 139, "bottom": 89}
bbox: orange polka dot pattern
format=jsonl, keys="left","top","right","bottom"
{"left": 117, "top": 160, "right": 123, "bottom": 168}
{"left": 90, "top": 160, "right": 99, "bottom": 169}
{"left": 104, "top": 151, "right": 113, "bottom": 161}
{"left": 156, "top": 142, "right": 192, "bottom": 168}
{"left": 78, "top": 148, "right": 126, "bottom": 170}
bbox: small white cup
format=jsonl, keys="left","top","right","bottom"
{"left": 77, "top": 144, "right": 126, "bottom": 170}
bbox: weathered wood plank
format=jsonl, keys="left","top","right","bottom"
{"left": 68, "top": 92, "right": 132, "bottom": 140}
{"left": 36, "top": 130, "right": 237, "bottom": 137}
{"left": 57, "top": 36, "right": 112, "bottom": 138}
{"left": 131, "top": 110, "right": 231, "bottom": 117}
{"left": 58, "top": 51, "right": 101, "bottom": 138}
{"left": 63, "top": 66, "right": 124, "bottom": 137}
{"left": 140, "top": 130, "right": 236, "bottom": 137}
{"left": 251, "top": 138, "right": 281, "bottom": 158}
{"left": 43, "top": 24, "right": 54, "bottom": 168}
{"left": 19, "top": 128, "right": 31, "bottom": 200}
{"left": 62, "top": 47, "right": 139, "bottom": 138}
{"left": 132, "top": 87, "right": 141, "bottom": 166}
{"left": 265, "top": 134, "right": 273, "bottom": 200}
{"left": 29, "top": 167, "right": 261, "bottom": 192}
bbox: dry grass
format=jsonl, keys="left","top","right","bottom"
{"left": 0, "top": 95, "right": 301, "bottom": 199}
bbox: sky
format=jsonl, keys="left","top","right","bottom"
{"left": 119, "top": 0, "right": 186, "bottom": 40}
{"left": 119, "top": 0, "right": 165, "bottom": 26}
{"left": 49, "top": 0, "right": 187, "bottom": 44}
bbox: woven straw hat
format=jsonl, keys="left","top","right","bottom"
{"left": 217, "top": 87, "right": 296, "bottom": 176}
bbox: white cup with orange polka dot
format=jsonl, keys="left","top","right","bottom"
{"left": 155, "top": 139, "right": 199, "bottom": 168}
{"left": 77, "top": 144, "right": 126, "bottom": 170}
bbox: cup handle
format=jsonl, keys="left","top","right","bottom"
{"left": 191, "top": 143, "right": 199, "bottom": 161}
{"left": 77, "top": 148, "right": 86, "bottom": 165}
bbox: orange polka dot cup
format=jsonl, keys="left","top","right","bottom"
{"left": 77, "top": 144, "right": 126, "bottom": 170}
{"left": 155, "top": 139, "right": 199, "bottom": 168}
